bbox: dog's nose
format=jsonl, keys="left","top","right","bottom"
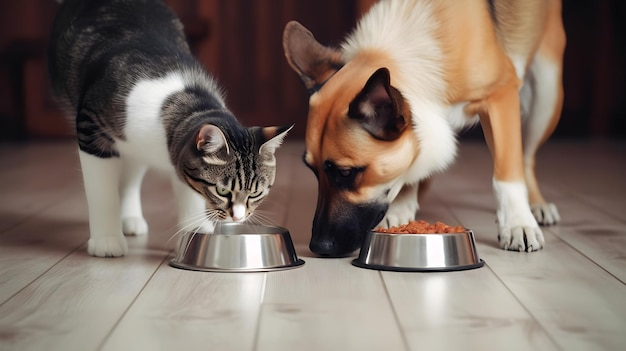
{"left": 310, "top": 241, "right": 357, "bottom": 257}
{"left": 310, "top": 197, "right": 388, "bottom": 257}
{"left": 309, "top": 240, "right": 339, "bottom": 257}
{"left": 310, "top": 218, "right": 358, "bottom": 257}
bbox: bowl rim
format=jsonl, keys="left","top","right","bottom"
{"left": 210, "top": 222, "right": 290, "bottom": 235}
{"left": 169, "top": 258, "right": 305, "bottom": 273}
{"left": 351, "top": 258, "right": 484, "bottom": 272}
{"left": 369, "top": 229, "right": 473, "bottom": 236}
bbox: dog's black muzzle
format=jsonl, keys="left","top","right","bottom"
{"left": 310, "top": 199, "right": 388, "bottom": 257}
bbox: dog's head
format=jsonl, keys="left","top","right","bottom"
{"left": 283, "top": 22, "right": 420, "bottom": 257}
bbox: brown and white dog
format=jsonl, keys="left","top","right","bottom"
{"left": 283, "top": 0, "right": 565, "bottom": 256}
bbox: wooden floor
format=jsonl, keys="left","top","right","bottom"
{"left": 0, "top": 139, "right": 625, "bottom": 351}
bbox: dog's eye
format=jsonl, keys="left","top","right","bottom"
{"left": 323, "top": 161, "right": 365, "bottom": 190}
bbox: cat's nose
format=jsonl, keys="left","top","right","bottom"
{"left": 232, "top": 204, "right": 246, "bottom": 222}
{"left": 231, "top": 214, "right": 245, "bottom": 222}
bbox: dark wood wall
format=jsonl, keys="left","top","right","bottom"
{"left": 175, "top": 0, "right": 366, "bottom": 139}
{"left": 0, "top": 0, "right": 624, "bottom": 141}
{"left": 559, "top": 0, "right": 625, "bottom": 138}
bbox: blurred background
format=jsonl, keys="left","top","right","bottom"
{"left": 0, "top": 0, "right": 624, "bottom": 141}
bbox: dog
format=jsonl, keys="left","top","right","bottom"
{"left": 282, "top": 0, "right": 565, "bottom": 257}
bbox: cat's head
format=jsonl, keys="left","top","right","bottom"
{"left": 179, "top": 123, "right": 292, "bottom": 223}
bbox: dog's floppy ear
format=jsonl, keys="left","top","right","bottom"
{"left": 282, "top": 21, "right": 344, "bottom": 93}
{"left": 348, "top": 68, "right": 408, "bottom": 141}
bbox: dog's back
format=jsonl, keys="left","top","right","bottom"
{"left": 342, "top": 0, "right": 561, "bottom": 103}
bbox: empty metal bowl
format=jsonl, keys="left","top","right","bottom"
{"left": 169, "top": 222, "right": 305, "bottom": 272}
{"left": 352, "top": 229, "right": 484, "bottom": 272}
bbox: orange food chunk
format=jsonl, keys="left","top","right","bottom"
{"left": 375, "top": 220, "right": 465, "bottom": 234}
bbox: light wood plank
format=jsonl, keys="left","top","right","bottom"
{"left": 102, "top": 265, "right": 266, "bottom": 351}
{"left": 257, "top": 258, "right": 407, "bottom": 351}
{"left": 0, "top": 189, "right": 87, "bottom": 304}
{"left": 384, "top": 269, "right": 560, "bottom": 351}
{"left": 548, "top": 198, "right": 626, "bottom": 283}
{"left": 0, "top": 244, "right": 168, "bottom": 351}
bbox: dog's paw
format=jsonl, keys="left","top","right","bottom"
{"left": 498, "top": 225, "right": 545, "bottom": 252}
{"left": 380, "top": 186, "right": 419, "bottom": 228}
{"left": 380, "top": 204, "right": 417, "bottom": 228}
{"left": 531, "top": 203, "right": 560, "bottom": 226}
{"left": 122, "top": 216, "right": 148, "bottom": 236}
{"left": 87, "top": 235, "right": 128, "bottom": 257}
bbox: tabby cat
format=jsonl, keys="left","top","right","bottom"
{"left": 47, "top": 0, "right": 291, "bottom": 257}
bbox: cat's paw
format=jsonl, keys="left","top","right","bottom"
{"left": 122, "top": 216, "right": 148, "bottom": 236}
{"left": 531, "top": 203, "right": 560, "bottom": 226}
{"left": 87, "top": 236, "right": 128, "bottom": 257}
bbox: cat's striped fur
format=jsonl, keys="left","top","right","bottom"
{"left": 48, "top": 0, "right": 290, "bottom": 257}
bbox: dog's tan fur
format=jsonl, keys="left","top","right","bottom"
{"left": 284, "top": 0, "right": 565, "bottom": 256}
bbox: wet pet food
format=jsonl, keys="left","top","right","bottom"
{"left": 375, "top": 220, "right": 465, "bottom": 234}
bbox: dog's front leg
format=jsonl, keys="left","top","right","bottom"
{"left": 477, "top": 81, "right": 545, "bottom": 252}
{"left": 379, "top": 183, "right": 419, "bottom": 228}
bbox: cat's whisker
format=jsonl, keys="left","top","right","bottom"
{"left": 257, "top": 198, "right": 282, "bottom": 209}
{"left": 160, "top": 211, "right": 217, "bottom": 251}
{"left": 246, "top": 209, "right": 279, "bottom": 227}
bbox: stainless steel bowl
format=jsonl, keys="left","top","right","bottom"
{"left": 169, "top": 223, "right": 305, "bottom": 272}
{"left": 352, "top": 230, "right": 484, "bottom": 272}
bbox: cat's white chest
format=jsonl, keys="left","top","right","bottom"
{"left": 117, "top": 73, "right": 186, "bottom": 171}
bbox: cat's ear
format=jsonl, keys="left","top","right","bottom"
{"left": 196, "top": 124, "right": 230, "bottom": 154}
{"left": 259, "top": 125, "right": 293, "bottom": 156}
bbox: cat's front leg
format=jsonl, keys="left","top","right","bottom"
{"left": 171, "top": 176, "right": 214, "bottom": 234}
{"left": 120, "top": 159, "right": 148, "bottom": 236}
{"left": 79, "top": 150, "right": 128, "bottom": 257}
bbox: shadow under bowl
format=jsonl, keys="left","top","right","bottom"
{"left": 352, "top": 230, "right": 484, "bottom": 272}
{"left": 169, "top": 222, "right": 305, "bottom": 272}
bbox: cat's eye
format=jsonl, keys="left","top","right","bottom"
{"left": 216, "top": 186, "right": 231, "bottom": 196}
{"left": 249, "top": 189, "right": 264, "bottom": 198}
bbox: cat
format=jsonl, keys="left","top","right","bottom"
{"left": 47, "top": 0, "right": 291, "bottom": 257}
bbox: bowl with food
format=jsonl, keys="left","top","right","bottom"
{"left": 170, "top": 222, "right": 305, "bottom": 272}
{"left": 352, "top": 220, "right": 484, "bottom": 272}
